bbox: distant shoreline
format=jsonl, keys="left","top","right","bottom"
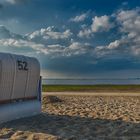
{"left": 42, "top": 79, "right": 140, "bottom": 85}
{"left": 43, "top": 78, "right": 140, "bottom": 80}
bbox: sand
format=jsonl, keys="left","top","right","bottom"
{"left": 0, "top": 95, "right": 140, "bottom": 140}
{"left": 43, "top": 91, "right": 140, "bottom": 96}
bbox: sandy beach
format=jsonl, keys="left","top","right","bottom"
{"left": 0, "top": 94, "right": 140, "bottom": 140}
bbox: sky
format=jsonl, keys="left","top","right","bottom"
{"left": 0, "top": 0, "right": 140, "bottom": 79}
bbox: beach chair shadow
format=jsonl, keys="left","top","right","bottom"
{"left": 0, "top": 113, "right": 140, "bottom": 139}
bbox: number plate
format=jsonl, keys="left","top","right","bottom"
{"left": 17, "top": 60, "right": 28, "bottom": 71}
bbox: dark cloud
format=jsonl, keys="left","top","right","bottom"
{"left": 39, "top": 54, "right": 140, "bottom": 79}
{"left": 0, "top": 3, "right": 3, "bottom": 9}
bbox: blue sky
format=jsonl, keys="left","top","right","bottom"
{"left": 0, "top": 0, "right": 140, "bottom": 78}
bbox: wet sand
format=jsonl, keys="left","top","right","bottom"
{"left": 0, "top": 94, "right": 140, "bottom": 140}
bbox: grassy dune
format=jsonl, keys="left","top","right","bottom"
{"left": 42, "top": 85, "right": 140, "bottom": 92}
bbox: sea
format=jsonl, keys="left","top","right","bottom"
{"left": 42, "top": 78, "right": 140, "bottom": 85}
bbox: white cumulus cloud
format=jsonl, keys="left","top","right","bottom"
{"left": 28, "top": 26, "right": 72, "bottom": 42}
{"left": 91, "top": 15, "right": 113, "bottom": 32}
{"left": 0, "top": 7, "right": 140, "bottom": 60}
{"left": 78, "top": 15, "right": 113, "bottom": 38}
{"left": 78, "top": 29, "right": 92, "bottom": 38}
{"left": 117, "top": 8, "right": 140, "bottom": 38}
{"left": 70, "top": 12, "right": 88, "bottom": 22}
{"left": 116, "top": 8, "right": 140, "bottom": 55}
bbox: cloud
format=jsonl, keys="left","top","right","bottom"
{"left": 0, "top": 26, "right": 92, "bottom": 57}
{"left": 0, "top": 1, "right": 140, "bottom": 78}
{"left": 0, "top": 38, "right": 45, "bottom": 53}
{"left": 78, "top": 15, "right": 113, "bottom": 38}
{"left": 0, "top": 7, "right": 140, "bottom": 62}
{"left": 93, "top": 38, "right": 130, "bottom": 59}
{"left": 0, "top": 3, "right": 3, "bottom": 9}
{"left": 107, "top": 40, "right": 121, "bottom": 49}
{"left": 64, "top": 42, "right": 93, "bottom": 56}
{"left": 0, "top": 25, "right": 11, "bottom": 38}
{"left": 0, "top": 25, "right": 23, "bottom": 39}
{"left": 115, "top": 8, "right": 140, "bottom": 55}
{"left": 0, "top": 25, "right": 94, "bottom": 57}
{"left": 37, "top": 42, "right": 93, "bottom": 57}
{"left": 27, "top": 26, "right": 73, "bottom": 45}
{"left": 42, "top": 44, "right": 65, "bottom": 56}
{"left": 70, "top": 12, "right": 88, "bottom": 22}
{"left": 6, "top": 0, "right": 16, "bottom": 4}
{"left": 117, "top": 8, "right": 140, "bottom": 38}
{"left": 6, "top": 0, "right": 29, "bottom": 5}
{"left": 91, "top": 9, "right": 140, "bottom": 57}
{"left": 78, "top": 29, "right": 92, "bottom": 38}
{"left": 91, "top": 15, "right": 114, "bottom": 32}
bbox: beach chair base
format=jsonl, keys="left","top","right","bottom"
{"left": 0, "top": 100, "right": 41, "bottom": 124}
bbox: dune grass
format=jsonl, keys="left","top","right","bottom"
{"left": 42, "top": 85, "right": 140, "bottom": 92}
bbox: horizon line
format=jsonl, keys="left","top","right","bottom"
{"left": 42, "top": 78, "right": 140, "bottom": 80}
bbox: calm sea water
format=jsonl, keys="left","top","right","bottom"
{"left": 42, "top": 79, "right": 140, "bottom": 85}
